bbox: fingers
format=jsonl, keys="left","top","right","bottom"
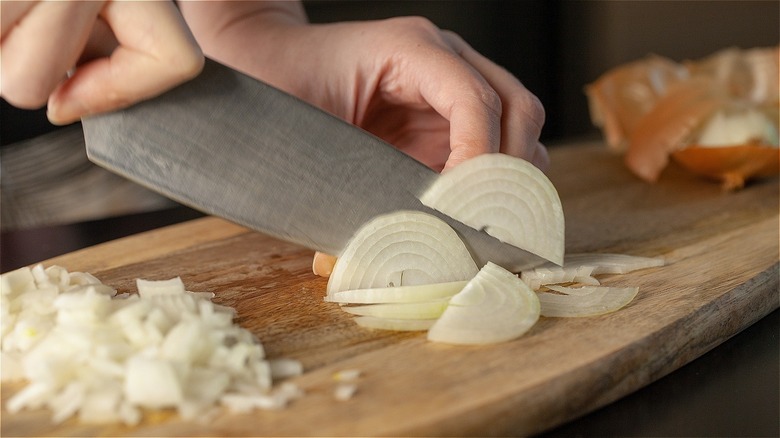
{"left": 47, "top": 1, "right": 204, "bottom": 124}
{"left": 442, "top": 31, "right": 549, "bottom": 171}
{"left": 1, "top": 1, "right": 36, "bottom": 39}
{"left": 1, "top": 1, "right": 104, "bottom": 109}
{"left": 385, "top": 18, "right": 501, "bottom": 171}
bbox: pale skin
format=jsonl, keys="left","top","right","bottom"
{"left": 1, "top": 0, "right": 548, "bottom": 275}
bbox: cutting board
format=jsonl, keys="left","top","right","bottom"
{"left": 2, "top": 142, "right": 778, "bottom": 436}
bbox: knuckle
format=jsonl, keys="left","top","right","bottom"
{"left": 508, "top": 90, "right": 546, "bottom": 135}
{"left": 169, "top": 45, "right": 205, "bottom": 82}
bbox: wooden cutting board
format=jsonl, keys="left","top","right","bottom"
{"left": 2, "top": 142, "right": 778, "bottom": 436}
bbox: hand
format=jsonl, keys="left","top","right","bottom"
{"left": 1, "top": 0, "right": 204, "bottom": 125}
{"left": 181, "top": 3, "right": 549, "bottom": 277}
{"left": 180, "top": 5, "right": 548, "bottom": 172}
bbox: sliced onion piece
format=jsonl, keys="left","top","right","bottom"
{"left": 353, "top": 316, "right": 436, "bottom": 332}
{"left": 537, "top": 285, "right": 639, "bottom": 317}
{"left": 427, "top": 262, "right": 540, "bottom": 345}
{"left": 326, "top": 280, "right": 467, "bottom": 304}
{"left": 419, "top": 153, "right": 565, "bottom": 266}
{"left": 326, "top": 211, "right": 478, "bottom": 297}
{"left": 342, "top": 299, "right": 449, "bottom": 320}
{"left": 521, "top": 253, "right": 664, "bottom": 290}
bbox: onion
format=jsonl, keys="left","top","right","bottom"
{"left": 333, "top": 383, "right": 359, "bottom": 401}
{"left": 326, "top": 211, "right": 478, "bottom": 297}
{"left": 419, "top": 154, "right": 565, "bottom": 266}
{"left": 521, "top": 253, "right": 664, "bottom": 290}
{"left": 353, "top": 316, "right": 437, "bottom": 331}
{"left": 585, "top": 55, "right": 688, "bottom": 151}
{"left": 587, "top": 46, "right": 780, "bottom": 188}
{"left": 0, "top": 265, "right": 304, "bottom": 425}
{"left": 326, "top": 280, "right": 466, "bottom": 304}
{"left": 427, "top": 262, "right": 540, "bottom": 345}
{"left": 537, "top": 286, "right": 640, "bottom": 317}
{"left": 342, "top": 299, "right": 450, "bottom": 320}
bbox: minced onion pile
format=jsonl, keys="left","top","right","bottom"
{"left": 324, "top": 154, "right": 665, "bottom": 343}
{"left": 0, "top": 265, "right": 304, "bottom": 425}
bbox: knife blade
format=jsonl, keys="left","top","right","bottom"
{"left": 81, "top": 59, "right": 546, "bottom": 272}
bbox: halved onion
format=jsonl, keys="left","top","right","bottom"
{"left": 419, "top": 154, "right": 564, "bottom": 266}
{"left": 341, "top": 299, "right": 449, "bottom": 320}
{"left": 537, "top": 286, "right": 639, "bottom": 317}
{"left": 521, "top": 253, "right": 664, "bottom": 290}
{"left": 326, "top": 280, "right": 466, "bottom": 304}
{"left": 326, "top": 211, "right": 478, "bottom": 297}
{"left": 427, "top": 262, "right": 540, "bottom": 345}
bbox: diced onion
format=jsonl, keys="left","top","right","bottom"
{"left": 0, "top": 265, "right": 303, "bottom": 425}
{"left": 420, "top": 154, "right": 565, "bottom": 265}
{"left": 427, "top": 262, "right": 540, "bottom": 345}
{"left": 333, "top": 383, "right": 358, "bottom": 401}
{"left": 537, "top": 286, "right": 640, "bottom": 317}
{"left": 326, "top": 211, "right": 478, "bottom": 297}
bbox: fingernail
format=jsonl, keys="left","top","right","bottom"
{"left": 47, "top": 97, "right": 88, "bottom": 126}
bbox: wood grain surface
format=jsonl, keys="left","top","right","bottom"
{"left": 2, "top": 142, "right": 778, "bottom": 436}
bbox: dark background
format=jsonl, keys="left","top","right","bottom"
{"left": 3, "top": 0, "right": 778, "bottom": 146}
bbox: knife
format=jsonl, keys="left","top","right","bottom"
{"left": 81, "top": 59, "right": 546, "bottom": 272}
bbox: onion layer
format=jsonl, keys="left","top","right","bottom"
{"left": 326, "top": 280, "right": 466, "bottom": 304}
{"left": 537, "top": 286, "right": 640, "bottom": 317}
{"left": 521, "top": 253, "right": 664, "bottom": 290}
{"left": 342, "top": 300, "right": 450, "bottom": 320}
{"left": 353, "top": 316, "right": 437, "bottom": 332}
{"left": 420, "top": 154, "right": 565, "bottom": 265}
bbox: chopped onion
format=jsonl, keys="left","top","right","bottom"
{"left": 353, "top": 316, "right": 437, "bottom": 332}
{"left": 326, "top": 211, "right": 478, "bottom": 297}
{"left": 427, "top": 262, "right": 540, "bottom": 345}
{"left": 537, "top": 286, "right": 640, "bottom": 317}
{"left": 0, "top": 265, "right": 303, "bottom": 425}
{"left": 420, "top": 154, "right": 565, "bottom": 265}
{"left": 333, "top": 382, "right": 358, "bottom": 401}
{"left": 342, "top": 299, "right": 450, "bottom": 320}
{"left": 521, "top": 253, "right": 664, "bottom": 290}
{"left": 333, "top": 369, "right": 362, "bottom": 382}
{"left": 326, "top": 280, "right": 466, "bottom": 304}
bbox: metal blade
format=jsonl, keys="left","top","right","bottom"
{"left": 82, "top": 59, "right": 546, "bottom": 272}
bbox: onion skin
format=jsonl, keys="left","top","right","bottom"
{"left": 588, "top": 46, "right": 779, "bottom": 187}
{"left": 671, "top": 143, "right": 780, "bottom": 190}
{"left": 312, "top": 252, "right": 337, "bottom": 277}
{"left": 585, "top": 55, "right": 687, "bottom": 151}
{"left": 625, "top": 78, "right": 725, "bottom": 182}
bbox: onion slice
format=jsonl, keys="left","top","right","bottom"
{"left": 420, "top": 154, "right": 565, "bottom": 265}
{"left": 353, "top": 316, "right": 437, "bottom": 332}
{"left": 521, "top": 253, "right": 664, "bottom": 290}
{"left": 326, "top": 211, "right": 478, "bottom": 297}
{"left": 342, "top": 300, "right": 449, "bottom": 320}
{"left": 326, "top": 280, "right": 466, "bottom": 304}
{"left": 427, "top": 262, "right": 540, "bottom": 345}
{"left": 537, "top": 286, "right": 639, "bottom": 317}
